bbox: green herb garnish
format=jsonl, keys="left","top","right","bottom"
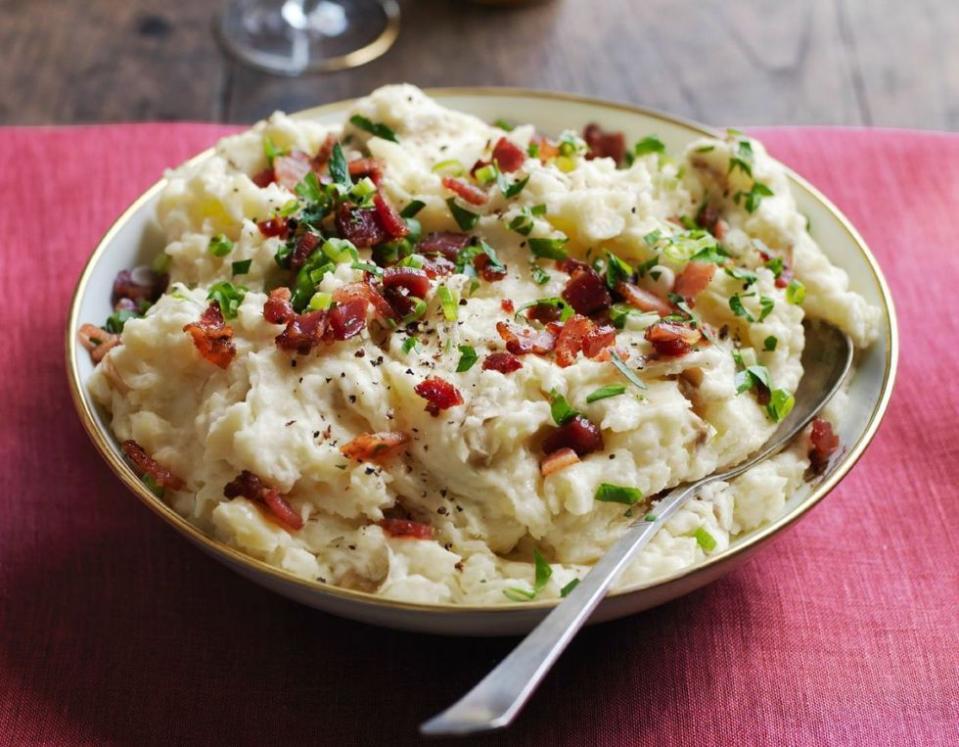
{"left": 595, "top": 483, "right": 644, "bottom": 505}
{"left": 530, "top": 263, "right": 550, "bottom": 285}
{"left": 401, "top": 335, "right": 419, "bottom": 354}
{"left": 104, "top": 308, "right": 139, "bottom": 334}
{"left": 786, "top": 279, "right": 806, "bottom": 305}
{"left": 349, "top": 114, "right": 398, "bottom": 142}
{"left": 729, "top": 294, "right": 754, "bottom": 322}
{"left": 503, "top": 548, "right": 553, "bottom": 603}
{"left": 208, "top": 234, "right": 234, "bottom": 257}
{"left": 758, "top": 295, "right": 775, "bottom": 321}
{"left": 207, "top": 281, "right": 247, "bottom": 319}
{"left": 560, "top": 579, "right": 580, "bottom": 598}
{"left": 231, "top": 259, "right": 252, "bottom": 276}
{"left": 548, "top": 389, "right": 579, "bottom": 425}
{"left": 400, "top": 199, "right": 426, "bottom": 218}
{"left": 502, "top": 175, "right": 529, "bottom": 199}
{"left": 610, "top": 350, "right": 647, "bottom": 390}
{"left": 446, "top": 197, "right": 479, "bottom": 231}
{"left": 586, "top": 384, "right": 627, "bottom": 403}
{"left": 263, "top": 135, "right": 284, "bottom": 166}
{"left": 764, "top": 335, "right": 778, "bottom": 351}
{"left": 328, "top": 142, "right": 350, "bottom": 187}
{"left": 437, "top": 285, "right": 458, "bottom": 321}
{"left": 728, "top": 139, "right": 753, "bottom": 177}
{"left": 694, "top": 526, "right": 717, "bottom": 552}
{"left": 735, "top": 364, "right": 771, "bottom": 394}
{"left": 528, "top": 237, "right": 568, "bottom": 260}
{"left": 493, "top": 118, "right": 514, "bottom": 131}
{"left": 634, "top": 135, "right": 666, "bottom": 157}
{"left": 735, "top": 181, "right": 774, "bottom": 213}
{"left": 766, "top": 388, "right": 795, "bottom": 422}
{"left": 605, "top": 252, "right": 634, "bottom": 289}
{"left": 294, "top": 171, "right": 324, "bottom": 203}
{"left": 516, "top": 297, "right": 573, "bottom": 324}
{"left": 456, "top": 345, "right": 478, "bottom": 372}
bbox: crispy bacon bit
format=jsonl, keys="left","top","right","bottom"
{"left": 644, "top": 320, "right": 702, "bottom": 357}
{"left": 414, "top": 376, "right": 464, "bottom": 416}
{"left": 373, "top": 193, "right": 409, "bottom": 240}
{"left": 311, "top": 133, "right": 337, "bottom": 170}
{"left": 112, "top": 268, "right": 166, "bottom": 305}
{"left": 809, "top": 417, "right": 840, "bottom": 474}
{"left": 526, "top": 302, "right": 564, "bottom": 324}
{"left": 273, "top": 150, "right": 312, "bottom": 189}
{"left": 492, "top": 137, "right": 526, "bottom": 173}
{"left": 496, "top": 320, "right": 557, "bottom": 356}
{"left": 474, "top": 252, "right": 507, "bottom": 282}
{"left": 540, "top": 448, "right": 580, "bottom": 477}
{"left": 121, "top": 440, "right": 184, "bottom": 491}
{"left": 616, "top": 281, "right": 674, "bottom": 316}
{"left": 696, "top": 202, "right": 721, "bottom": 235}
{"left": 482, "top": 351, "right": 523, "bottom": 373}
{"left": 673, "top": 261, "right": 717, "bottom": 301}
{"left": 419, "top": 232, "right": 471, "bottom": 261}
{"left": 78, "top": 324, "right": 120, "bottom": 363}
{"left": 335, "top": 281, "right": 394, "bottom": 320}
{"left": 470, "top": 158, "right": 490, "bottom": 177}
{"left": 442, "top": 176, "right": 487, "bottom": 206}
{"left": 251, "top": 168, "right": 275, "bottom": 188}
{"left": 257, "top": 216, "right": 289, "bottom": 239}
{"left": 276, "top": 310, "right": 327, "bottom": 354}
{"left": 335, "top": 202, "right": 386, "bottom": 248}
{"left": 382, "top": 286, "right": 416, "bottom": 318}
{"left": 530, "top": 133, "right": 560, "bottom": 161}
{"left": 183, "top": 303, "right": 235, "bottom": 368}
{"left": 543, "top": 415, "right": 604, "bottom": 457}
{"left": 348, "top": 157, "right": 384, "bottom": 185}
{"left": 775, "top": 264, "right": 794, "bottom": 289}
{"left": 562, "top": 265, "right": 611, "bottom": 316}
{"left": 582, "top": 324, "right": 617, "bottom": 359}
{"left": 583, "top": 123, "right": 627, "bottom": 166}
{"left": 341, "top": 431, "right": 411, "bottom": 463}
{"left": 379, "top": 518, "right": 433, "bottom": 540}
{"left": 382, "top": 267, "right": 430, "bottom": 298}
{"left": 501, "top": 299, "right": 515, "bottom": 314}
{"left": 263, "top": 287, "right": 295, "bottom": 325}
{"left": 554, "top": 314, "right": 595, "bottom": 367}
{"left": 326, "top": 299, "right": 367, "bottom": 341}
{"left": 290, "top": 231, "right": 320, "bottom": 271}
{"left": 421, "top": 255, "right": 456, "bottom": 278}
{"left": 224, "top": 470, "right": 302, "bottom": 531}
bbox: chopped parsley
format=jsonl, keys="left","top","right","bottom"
{"left": 294, "top": 171, "right": 324, "bottom": 203}
{"left": 437, "top": 285, "right": 458, "bottom": 321}
{"left": 724, "top": 267, "right": 757, "bottom": 287}
{"left": 694, "top": 527, "right": 717, "bottom": 552}
{"left": 560, "top": 578, "right": 580, "bottom": 598}
{"left": 735, "top": 364, "right": 771, "bottom": 394}
{"left": 735, "top": 182, "right": 774, "bottom": 213}
{"left": 456, "top": 345, "right": 478, "bottom": 372}
{"left": 231, "top": 259, "right": 252, "bottom": 276}
{"left": 759, "top": 295, "right": 775, "bottom": 321}
{"left": 786, "top": 279, "right": 806, "bottom": 305}
{"left": 586, "top": 384, "right": 627, "bottom": 403}
{"left": 207, "top": 281, "right": 247, "bottom": 319}
{"left": 728, "top": 139, "right": 754, "bottom": 177}
{"left": 446, "top": 197, "right": 479, "bottom": 231}
{"left": 208, "top": 234, "right": 234, "bottom": 257}
{"left": 400, "top": 199, "right": 425, "bottom": 218}
{"left": 595, "top": 483, "right": 644, "bottom": 505}
{"left": 349, "top": 114, "right": 398, "bottom": 142}
{"left": 401, "top": 335, "right": 419, "bottom": 354}
{"left": 634, "top": 135, "right": 666, "bottom": 157}
{"left": 610, "top": 350, "right": 647, "bottom": 390}
{"left": 493, "top": 118, "right": 514, "bottom": 131}
{"left": 729, "top": 294, "right": 754, "bottom": 322}
{"left": 764, "top": 256, "right": 785, "bottom": 279}
{"left": 528, "top": 236, "right": 568, "bottom": 260}
{"left": 766, "top": 388, "right": 795, "bottom": 422}
{"left": 548, "top": 389, "right": 578, "bottom": 425}
{"left": 104, "top": 308, "right": 139, "bottom": 334}
{"left": 764, "top": 335, "right": 778, "bottom": 352}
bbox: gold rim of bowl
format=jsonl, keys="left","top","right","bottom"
{"left": 65, "top": 88, "right": 900, "bottom": 615}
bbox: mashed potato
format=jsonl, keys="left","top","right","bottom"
{"left": 88, "top": 85, "right": 878, "bottom": 605}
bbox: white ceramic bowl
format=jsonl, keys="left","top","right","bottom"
{"left": 66, "top": 89, "right": 898, "bottom": 636}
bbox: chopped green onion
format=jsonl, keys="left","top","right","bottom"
{"left": 735, "top": 364, "right": 771, "bottom": 395}
{"left": 349, "top": 176, "right": 377, "bottom": 203}
{"left": 446, "top": 197, "right": 479, "bottom": 231}
{"left": 502, "top": 175, "right": 529, "bottom": 199}
{"left": 533, "top": 548, "right": 552, "bottom": 592}
{"left": 400, "top": 298, "right": 428, "bottom": 326}
{"left": 493, "top": 118, "right": 514, "bottom": 131}
{"left": 474, "top": 164, "right": 498, "bottom": 185}
{"left": 548, "top": 389, "right": 579, "bottom": 425}
{"left": 595, "top": 483, "right": 644, "bottom": 505}
{"left": 605, "top": 252, "right": 634, "bottom": 289}
{"left": 610, "top": 350, "right": 647, "bottom": 390}
{"left": 766, "top": 388, "right": 795, "bottom": 422}
{"left": 764, "top": 256, "right": 785, "bottom": 278}
{"left": 231, "top": 259, "right": 252, "bottom": 276}
{"left": 437, "top": 285, "right": 458, "bottom": 321}
{"left": 263, "top": 135, "right": 284, "bottom": 165}
{"left": 329, "top": 143, "right": 350, "bottom": 187}
{"left": 560, "top": 579, "right": 580, "bottom": 598}
{"left": 307, "top": 292, "right": 333, "bottom": 311}
{"left": 515, "top": 297, "right": 573, "bottom": 324}
{"left": 527, "top": 141, "right": 540, "bottom": 158}
{"left": 530, "top": 263, "right": 550, "bottom": 285}
{"left": 503, "top": 587, "right": 536, "bottom": 602}
{"left": 729, "top": 294, "right": 754, "bottom": 322}
{"left": 586, "top": 384, "right": 626, "bottom": 403}
{"left": 786, "top": 279, "right": 806, "bottom": 305}
{"left": 400, "top": 199, "right": 426, "bottom": 218}
{"left": 528, "top": 237, "right": 568, "bottom": 260}
{"left": 634, "top": 135, "right": 666, "bottom": 157}
{"left": 735, "top": 181, "right": 774, "bottom": 213}
{"left": 728, "top": 139, "right": 754, "bottom": 177}
{"left": 208, "top": 234, "right": 234, "bottom": 257}
{"left": 207, "top": 281, "right": 247, "bottom": 319}
{"left": 142, "top": 474, "right": 165, "bottom": 498}
{"left": 693, "top": 144, "right": 715, "bottom": 153}
{"left": 104, "top": 308, "right": 139, "bottom": 334}
{"left": 456, "top": 345, "right": 478, "bottom": 372}
{"left": 401, "top": 335, "right": 419, "bottom": 353}
{"left": 351, "top": 261, "right": 383, "bottom": 277}
{"left": 322, "top": 237, "right": 359, "bottom": 263}
{"left": 694, "top": 526, "right": 717, "bottom": 552}
{"left": 151, "top": 252, "right": 171, "bottom": 274}
{"left": 644, "top": 512, "right": 658, "bottom": 522}
{"left": 724, "top": 267, "right": 757, "bottom": 287}
{"left": 764, "top": 335, "right": 778, "bottom": 352}
{"left": 349, "top": 114, "right": 398, "bottom": 142}
{"left": 432, "top": 159, "right": 466, "bottom": 177}
{"left": 759, "top": 295, "right": 775, "bottom": 321}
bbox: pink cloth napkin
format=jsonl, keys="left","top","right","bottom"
{"left": 0, "top": 123, "right": 956, "bottom": 746}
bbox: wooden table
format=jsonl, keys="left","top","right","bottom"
{"left": 2, "top": 0, "right": 957, "bottom": 130}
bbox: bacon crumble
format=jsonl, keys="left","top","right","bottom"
{"left": 492, "top": 137, "right": 525, "bottom": 172}
{"left": 442, "top": 176, "right": 487, "bottom": 206}
{"left": 121, "top": 440, "right": 184, "bottom": 491}
{"left": 540, "top": 447, "right": 580, "bottom": 476}
{"left": 341, "top": 431, "right": 411, "bottom": 463}
{"left": 414, "top": 376, "right": 464, "bottom": 416}
{"left": 482, "top": 351, "right": 523, "bottom": 373}
{"left": 543, "top": 416, "right": 604, "bottom": 457}
{"left": 224, "top": 470, "right": 303, "bottom": 531}
{"left": 378, "top": 518, "right": 433, "bottom": 540}
{"left": 809, "top": 417, "right": 840, "bottom": 474}
{"left": 583, "top": 123, "right": 627, "bottom": 165}
{"left": 78, "top": 324, "right": 120, "bottom": 363}
{"left": 183, "top": 303, "right": 236, "bottom": 368}
{"left": 644, "top": 320, "right": 702, "bottom": 357}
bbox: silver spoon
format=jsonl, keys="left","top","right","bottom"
{"left": 421, "top": 321, "right": 852, "bottom": 737}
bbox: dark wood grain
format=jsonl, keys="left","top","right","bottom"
{"left": 1, "top": 0, "right": 956, "bottom": 130}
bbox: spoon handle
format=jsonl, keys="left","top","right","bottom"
{"left": 419, "top": 483, "right": 695, "bottom": 737}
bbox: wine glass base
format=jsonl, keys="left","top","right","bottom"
{"left": 216, "top": 0, "right": 400, "bottom": 76}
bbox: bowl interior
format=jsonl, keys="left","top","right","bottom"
{"left": 67, "top": 90, "right": 896, "bottom": 634}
